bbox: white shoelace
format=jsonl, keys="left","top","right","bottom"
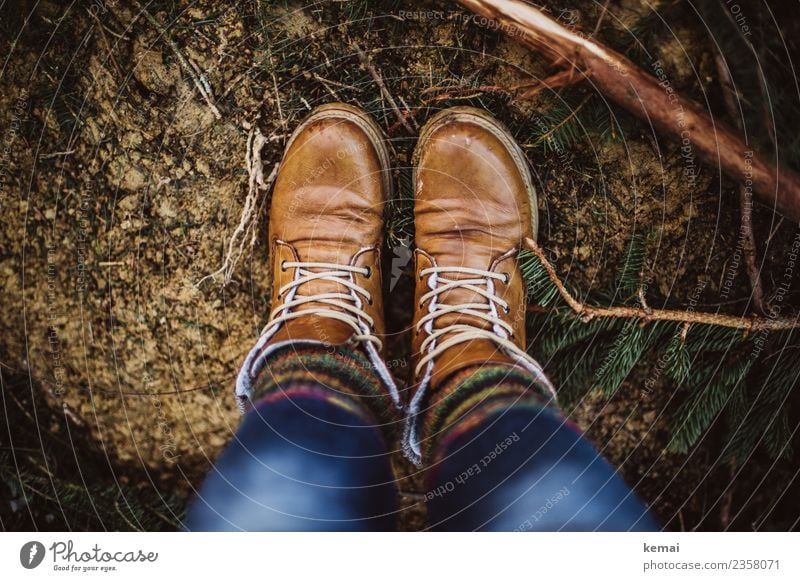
{"left": 403, "top": 263, "right": 557, "bottom": 464}
{"left": 262, "top": 260, "right": 382, "bottom": 349}
{"left": 415, "top": 265, "right": 556, "bottom": 399}
{"left": 236, "top": 258, "right": 401, "bottom": 413}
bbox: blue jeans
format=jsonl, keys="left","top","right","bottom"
{"left": 186, "top": 384, "right": 658, "bottom": 531}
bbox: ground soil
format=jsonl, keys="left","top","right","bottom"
{"left": 1, "top": 0, "right": 798, "bottom": 530}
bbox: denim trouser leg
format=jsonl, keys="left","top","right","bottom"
{"left": 187, "top": 379, "right": 658, "bottom": 531}
{"left": 426, "top": 406, "right": 659, "bottom": 531}
{"left": 185, "top": 383, "right": 398, "bottom": 531}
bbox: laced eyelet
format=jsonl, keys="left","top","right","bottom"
{"left": 503, "top": 305, "right": 511, "bottom": 314}
{"left": 263, "top": 259, "right": 386, "bottom": 354}
{"left": 364, "top": 266, "right": 372, "bottom": 278}
{"left": 502, "top": 272, "right": 510, "bottom": 284}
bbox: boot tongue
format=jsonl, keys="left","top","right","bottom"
{"left": 286, "top": 250, "right": 356, "bottom": 316}
{"left": 425, "top": 276, "right": 516, "bottom": 389}
{"left": 270, "top": 239, "right": 364, "bottom": 348}
{"left": 269, "top": 257, "right": 362, "bottom": 347}
{"left": 424, "top": 247, "right": 516, "bottom": 387}
{"left": 426, "top": 237, "right": 501, "bottom": 342}
{"left": 268, "top": 315, "right": 354, "bottom": 347}
{"left": 429, "top": 339, "right": 516, "bottom": 388}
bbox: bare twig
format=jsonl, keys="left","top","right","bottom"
{"left": 714, "top": 50, "right": 766, "bottom": 314}
{"left": 312, "top": 73, "right": 363, "bottom": 93}
{"left": 536, "top": 94, "right": 591, "bottom": 143}
{"left": 87, "top": 8, "right": 123, "bottom": 80}
{"left": 352, "top": 42, "right": 415, "bottom": 134}
{"left": 389, "top": 69, "right": 582, "bottom": 134}
{"left": 39, "top": 150, "right": 76, "bottom": 160}
{"left": 679, "top": 321, "right": 691, "bottom": 342}
{"left": 398, "top": 95, "right": 420, "bottom": 130}
{"left": 313, "top": 74, "right": 342, "bottom": 100}
{"left": 637, "top": 285, "right": 652, "bottom": 315}
{"left": 421, "top": 85, "right": 512, "bottom": 105}
{"left": 133, "top": 0, "right": 222, "bottom": 120}
{"left": 420, "top": 68, "right": 582, "bottom": 104}
{"left": 523, "top": 238, "right": 800, "bottom": 332}
{"left": 266, "top": 45, "right": 285, "bottom": 129}
{"left": 387, "top": 107, "right": 421, "bottom": 135}
{"left": 515, "top": 67, "right": 582, "bottom": 100}
{"left": 766, "top": 216, "right": 785, "bottom": 246}
{"left": 592, "top": 0, "right": 611, "bottom": 37}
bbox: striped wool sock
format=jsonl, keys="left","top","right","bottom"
{"left": 421, "top": 365, "right": 568, "bottom": 464}
{"left": 250, "top": 344, "right": 398, "bottom": 427}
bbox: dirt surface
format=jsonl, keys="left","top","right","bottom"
{"left": 1, "top": 0, "right": 799, "bottom": 530}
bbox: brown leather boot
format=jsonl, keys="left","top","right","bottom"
{"left": 236, "top": 103, "right": 400, "bottom": 411}
{"left": 405, "top": 107, "right": 556, "bottom": 463}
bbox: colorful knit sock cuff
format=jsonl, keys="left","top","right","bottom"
{"left": 250, "top": 344, "right": 397, "bottom": 426}
{"left": 422, "top": 365, "right": 557, "bottom": 462}
{"left": 252, "top": 380, "right": 379, "bottom": 427}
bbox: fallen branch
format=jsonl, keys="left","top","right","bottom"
{"left": 456, "top": 0, "right": 800, "bottom": 222}
{"left": 523, "top": 238, "right": 800, "bottom": 333}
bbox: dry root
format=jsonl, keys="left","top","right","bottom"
{"left": 197, "top": 125, "right": 277, "bottom": 287}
